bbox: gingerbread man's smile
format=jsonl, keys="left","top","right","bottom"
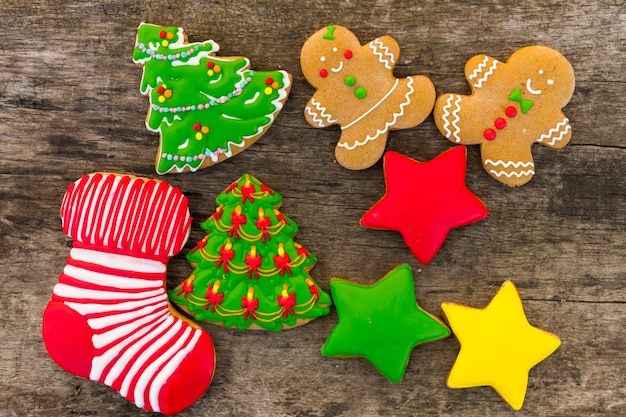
{"left": 525, "top": 78, "right": 542, "bottom": 95}
{"left": 331, "top": 61, "right": 344, "bottom": 73}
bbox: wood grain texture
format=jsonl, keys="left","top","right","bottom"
{"left": 0, "top": 0, "right": 624, "bottom": 416}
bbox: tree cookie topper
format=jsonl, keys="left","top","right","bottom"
{"left": 301, "top": 25, "right": 436, "bottom": 170}
{"left": 170, "top": 174, "right": 331, "bottom": 332}
{"left": 133, "top": 23, "right": 292, "bottom": 174}
{"left": 434, "top": 45, "right": 575, "bottom": 186}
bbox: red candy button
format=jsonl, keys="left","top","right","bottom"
{"left": 484, "top": 129, "right": 496, "bottom": 140}
{"left": 505, "top": 106, "right": 517, "bottom": 118}
{"left": 495, "top": 118, "right": 507, "bottom": 129}
{"left": 319, "top": 69, "right": 328, "bottom": 78}
{"left": 344, "top": 50, "right": 353, "bottom": 59}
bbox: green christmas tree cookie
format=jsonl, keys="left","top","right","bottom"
{"left": 170, "top": 174, "right": 331, "bottom": 332}
{"left": 133, "top": 23, "right": 292, "bottom": 174}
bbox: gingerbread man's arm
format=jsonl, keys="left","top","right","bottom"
{"left": 535, "top": 112, "right": 572, "bottom": 149}
{"left": 367, "top": 36, "right": 400, "bottom": 71}
{"left": 304, "top": 94, "right": 339, "bottom": 128}
{"left": 465, "top": 54, "right": 501, "bottom": 91}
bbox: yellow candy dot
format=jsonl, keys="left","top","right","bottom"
{"left": 214, "top": 65, "right": 221, "bottom": 73}
{"left": 158, "top": 96, "right": 165, "bottom": 103}
{"left": 207, "top": 70, "right": 214, "bottom": 76}
{"left": 162, "top": 40, "right": 169, "bottom": 47}
{"left": 264, "top": 87, "right": 273, "bottom": 95}
{"left": 201, "top": 126, "right": 209, "bottom": 134}
{"left": 272, "top": 81, "right": 279, "bottom": 89}
{"left": 195, "top": 132, "right": 203, "bottom": 140}
{"left": 166, "top": 32, "right": 174, "bottom": 40}
{"left": 164, "top": 89, "right": 173, "bottom": 98}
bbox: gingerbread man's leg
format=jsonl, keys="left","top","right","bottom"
{"left": 480, "top": 142, "right": 536, "bottom": 187}
{"left": 335, "top": 127, "right": 390, "bottom": 170}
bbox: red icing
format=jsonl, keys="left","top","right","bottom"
{"left": 505, "top": 106, "right": 517, "bottom": 118}
{"left": 344, "top": 50, "right": 353, "bottom": 59}
{"left": 277, "top": 291, "right": 296, "bottom": 317}
{"left": 43, "top": 173, "right": 215, "bottom": 415}
{"left": 360, "top": 148, "right": 488, "bottom": 264}
{"left": 495, "top": 117, "right": 506, "bottom": 129}
{"left": 319, "top": 69, "right": 328, "bottom": 78}
{"left": 484, "top": 128, "right": 496, "bottom": 140}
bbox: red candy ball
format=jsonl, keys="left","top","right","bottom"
{"left": 319, "top": 69, "right": 328, "bottom": 78}
{"left": 505, "top": 106, "right": 517, "bottom": 118}
{"left": 495, "top": 118, "right": 507, "bottom": 129}
{"left": 157, "top": 86, "right": 166, "bottom": 94}
{"left": 484, "top": 129, "right": 497, "bottom": 140}
{"left": 207, "top": 62, "right": 215, "bottom": 69}
{"left": 265, "top": 77, "right": 274, "bottom": 85}
{"left": 159, "top": 31, "right": 167, "bottom": 39}
{"left": 193, "top": 123, "right": 201, "bottom": 131}
{"left": 344, "top": 50, "right": 353, "bottom": 59}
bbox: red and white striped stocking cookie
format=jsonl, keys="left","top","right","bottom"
{"left": 42, "top": 173, "right": 215, "bottom": 415}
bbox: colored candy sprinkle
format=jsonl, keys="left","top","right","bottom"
{"left": 505, "top": 106, "right": 517, "bottom": 118}
{"left": 484, "top": 128, "right": 497, "bottom": 140}
{"left": 355, "top": 86, "right": 367, "bottom": 99}
{"left": 344, "top": 50, "right": 353, "bottom": 59}
{"left": 495, "top": 118, "right": 506, "bottom": 129}
{"left": 345, "top": 75, "right": 356, "bottom": 86}
{"left": 320, "top": 69, "right": 328, "bottom": 78}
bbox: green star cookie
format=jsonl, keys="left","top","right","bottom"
{"left": 321, "top": 264, "right": 450, "bottom": 383}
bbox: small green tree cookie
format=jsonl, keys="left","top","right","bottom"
{"left": 133, "top": 23, "right": 292, "bottom": 174}
{"left": 170, "top": 174, "right": 331, "bottom": 332}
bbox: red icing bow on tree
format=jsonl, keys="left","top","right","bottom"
{"left": 294, "top": 242, "right": 310, "bottom": 258}
{"left": 212, "top": 204, "right": 224, "bottom": 221}
{"left": 244, "top": 246, "right": 262, "bottom": 279}
{"left": 255, "top": 207, "right": 272, "bottom": 242}
{"left": 216, "top": 240, "right": 235, "bottom": 271}
{"left": 306, "top": 278, "right": 319, "bottom": 300}
{"left": 273, "top": 243, "right": 292, "bottom": 275}
{"left": 241, "top": 288, "right": 259, "bottom": 320}
{"left": 274, "top": 209, "right": 291, "bottom": 226}
{"left": 241, "top": 177, "right": 256, "bottom": 203}
{"left": 277, "top": 285, "right": 296, "bottom": 318}
{"left": 204, "top": 281, "right": 224, "bottom": 312}
{"left": 176, "top": 275, "right": 195, "bottom": 299}
{"left": 228, "top": 206, "right": 247, "bottom": 239}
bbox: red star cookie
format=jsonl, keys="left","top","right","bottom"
{"left": 361, "top": 147, "right": 488, "bottom": 264}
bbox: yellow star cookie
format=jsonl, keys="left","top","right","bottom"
{"left": 441, "top": 281, "right": 561, "bottom": 410}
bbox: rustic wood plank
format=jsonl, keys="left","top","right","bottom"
{"left": 0, "top": 0, "right": 624, "bottom": 416}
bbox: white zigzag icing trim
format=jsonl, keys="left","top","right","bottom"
{"left": 338, "top": 77, "right": 411, "bottom": 151}
{"left": 489, "top": 169, "right": 535, "bottom": 178}
{"left": 469, "top": 56, "right": 490, "bottom": 81}
{"left": 473, "top": 59, "right": 499, "bottom": 89}
{"left": 537, "top": 118, "right": 570, "bottom": 146}
{"left": 441, "top": 95, "right": 462, "bottom": 143}
{"left": 369, "top": 39, "right": 395, "bottom": 70}
{"left": 305, "top": 98, "right": 337, "bottom": 127}
{"left": 484, "top": 159, "right": 535, "bottom": 168}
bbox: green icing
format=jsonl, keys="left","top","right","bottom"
{"left": 169, "top": 174, "right": 331, "bottom": 332}
{"left": 322, "top": 25, "right": 336, "bottom": 40}
{"left": 321, "top": 264, "right": 450, "bottom": 383}
{"left": 133, "top": 23, "right": 291, "bottom": 174}
{"left": 508, "top": 87, "right": 534, "bottom": 114}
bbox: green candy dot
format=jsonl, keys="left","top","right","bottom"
{"left": 355, "top": 86, "right": 367, "bottom": 99}
{"left": 345, "top": 75, "right": 356, "bottom": 86}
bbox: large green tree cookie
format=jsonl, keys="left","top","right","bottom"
{"left": 133, "top": 23, "right": 292, "bottom": 174}
{"left": 170, "top": 174, "right": 331, "bottom": 332}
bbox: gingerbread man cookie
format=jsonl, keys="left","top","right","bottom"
{"left": 434, "top": 45, "right": 575, "bottom": 186}
{"left": 301, "top": 25, "right": 436, "bottom": 170}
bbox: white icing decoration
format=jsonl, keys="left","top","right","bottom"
{"left": 537, "top": 118, "right": 571, "bottom": 146}
{"left": 320, "top": 56, "right": 326, "bottom": 62}
{"left": 244, "top": 91, "right": 260, "bottom": 105}
{"left": 489, "top": 169, "right": 535, "bottom": 178}
{"left": 368, "top": 39, "right": 395, "bottom": 70}
{"left": 469, "top": 56, "right": 490, "bottom": 81}
{"left": 547, "top": 79, "right": 554, "bottom": 85}
{"left": 149, "top": 330, "right": 203, "bottom": 413}
{"left": 473, "top": 59, "right": 499, "bottom": 89}
{"left": 338, "top": 77, "right": 413, "bottom": 151}
{"left": 484, "top": 160, "right": 535, "bottom": 168}
{"left": 209, "top": 73, "right": 223, "bottom": 85}
{"left": 64, "top": 264, "right": 163, "bottom": 290}
{"left": 305, "top": 98, "right": 337, "bottom": 127}
{"left": 441, "top": 94, "right": 462, "bottom": 143}
{"left": 331, "top": 61, "right": 344, "bottom": 73}
{"left": 87, "top": 301, "right": 167, "bottom": 330}
{"left": 526, "top": 78, "right": 542, "bottom": 95}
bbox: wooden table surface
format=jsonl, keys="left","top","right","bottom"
{"left": 1, "top": 1, "right": 624, "bottom": 416}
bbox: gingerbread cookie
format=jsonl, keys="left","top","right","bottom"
{"left": 170, "top": 174, "right": 331, "bottom": 332}
{"left": 42, "top": 173, "right": 215, "bottom": 415}
{"left": 133, "top": 23, "right": 291, "bottom": 174}
{"left": 301, "top": 25, "right": 435, "bottom": 170}
{"left": 441, "top": 281, "right": 561, "bottom": 410}
{"left": 434, "top": 45, "right": 575, "bottom": 186}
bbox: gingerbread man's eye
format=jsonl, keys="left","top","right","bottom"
{"left": 333, "top": 47, "right": 338, "bottom": 52}
{"left": 547, "top": 79, "right": 554, "bottom": 85}
{"left": 538, "top": 69, "right": 544, "bottom": 75}
{"left": 320, "top": 56, "right": 326, "bottom": 62}
{"left": 344, "top": 50, "right": 353, "bottom": 59}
